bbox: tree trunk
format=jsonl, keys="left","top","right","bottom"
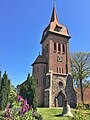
{"left": 80, "top": 79, "right": 84, "bottom": 103}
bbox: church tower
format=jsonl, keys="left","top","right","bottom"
{"left": 41, "top": 5, "right": 71, "bottom": 75}
{"left": 32, "top": 5, "right": 77, "bottom": 108}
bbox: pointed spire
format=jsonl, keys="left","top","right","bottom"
{"left": 50, "top": 4, "right": 58, "bottom": 22}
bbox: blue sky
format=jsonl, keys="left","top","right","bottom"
{"left": 0, "top": 0, "right": 90, "bottom": 86}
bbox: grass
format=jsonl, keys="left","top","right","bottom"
{"left": 37, "top": 108, "right": 69, "bottom": 120}
{"left": 37, "top": 108, "right": 90, "bottom": 120}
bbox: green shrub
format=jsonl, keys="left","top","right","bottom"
{"left": 76, "top": 103, "right": 90, "bottom": 110}
{"left": 8, "top": 85, "right": 17, "bottom": 107}
{"left": 68, "top": 111, "right": 89, "bottom": 120}
{"left": 0, "top": 110, "right": 6, "bottom": 120}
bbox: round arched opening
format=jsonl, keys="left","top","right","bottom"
{"left": 59, "top": 82, "right": 63, "bottom": 86}
{"left": 57, "top": 92, "right": 65, "bottom": 107}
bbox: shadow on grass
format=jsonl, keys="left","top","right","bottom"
{"left": 55, "top": 114, "right": 63, "bottom": 117}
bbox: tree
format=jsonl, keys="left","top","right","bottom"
{"left": 30, "top": 76, "right": 37, "bottom": 108}
{"left": 26, "top": 74, "right": 37, "bottom": 108}
{"left": 19, "top": 73, "right": 37, "bottom": 108}
{"left": 8, "top": 85, "right": 17, "bottom": 106}
{"left": 0, "top": 71, "right": 10, "bottom": 110}
{"left": 0, "top": 71, "right": 1, "bottom": 89}
{"left": 70, "top": 52, "right": 90, "bottom": 103}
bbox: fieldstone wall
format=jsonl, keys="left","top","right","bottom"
{"left": 50, "top": 73, "right": 77, "bottom": 108}
{"left": 51, "top": 74, "right": 67, "bottom": 107}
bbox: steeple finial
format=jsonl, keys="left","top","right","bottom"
{"left": 50, "top": 4, "right": 58, "bottom": 22}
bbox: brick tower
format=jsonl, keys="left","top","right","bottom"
{"left": 32, "top": 5, "right": 77, "bottom": 108}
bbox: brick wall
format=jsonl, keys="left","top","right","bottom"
{"left": 33, "top": 63, "right": 46, "bottom": 106}
{"left": 42, "top": 34, "right": 70, "bottom": 74}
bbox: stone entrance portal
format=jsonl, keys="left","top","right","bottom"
{"left": 57, "top": 92, "right": 65, "bottom": 107}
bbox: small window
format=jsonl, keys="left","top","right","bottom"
{"left": 58, "top": 43, "right": 61, "bottom": 52}
{"left": 59, "top": 68, "right": 61, "bottom": 73}
{"left": 46, "top": 44, "right": 48, "bottom": 53}
{"left": 54, "top": 43, "right": 57, "bottom": 51}
{"left": 62, "top": 44, "right": 65, "bottom": 53}
{"left": 59, "top": 82, "right": 63, "bottom": 89}
{"left": 44, "top": 67, "right": 46, "bottom": 73}
{"left": 59, "top": 82, "right": 63, "bottom": 87}
{"left": 57, "top": 67, "right": 58, "bottom": 73}
{"left": 62, "top": 68, "right": 63, "bottom": 73}
{"left": 44, "top": 44, "right": 48, "bottom": 54}
{"left": 57, "top": 28, "right": 61, "bottom": 32}
{"left": 54, "top": 26, "right": 61, "bottom": 32}
{"left": 37, "top": 67, "right": 39, "bottom": 72}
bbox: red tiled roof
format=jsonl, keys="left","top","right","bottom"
{"left": 31, "top": 55, "right": 47, "bottom": 66}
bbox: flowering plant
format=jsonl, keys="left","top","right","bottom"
{"left": 4, "top": 95, "right": 33, "bottom": 120}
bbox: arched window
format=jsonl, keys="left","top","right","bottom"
{"left": 62, "top": 68, "right": 63, "bottom": 73}
{"left": 44, "top": 44, "right": 48, "bottom": 54}
{"left": 54, "top": 43, "right": 57, "bottom": 51}
{"left": 57, "top": 67, "right": 58, "bottom": 73}
{"left": 62, "top": 44, "right": 65, "bottom": 53}
{"left": 46, "top": 44, "right": 48, "bottom": 53}
{"left": 59, "top": 68, "right": 61, "bottom": 73}
{"left": 37, "top": 67, "right": 39, "bottom": 72}
{"left": 58, "top": 43, "right": 61, "bottom": 52}
{"left": 59, "top": 82, "right": 63, "bottom": 87}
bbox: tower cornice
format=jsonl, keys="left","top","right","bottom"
{"left": 40, "top": 30, "right": 71, "bottom": 44}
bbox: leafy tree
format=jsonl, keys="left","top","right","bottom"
{"left": 8, "top": 85, "right": 17, "bottom": 106}
{"left": 70, "top": 52, "right": 90, "bottom": 103}
{"left": 19, "top": 73, "right": 37, "bottom": 108}
{"left": 29, "top": 76, "right": 37, "bottom": 108}
{"left": 0, "top": 71, "right": 10, "bottom": 110}
{"left": 0, "top": 71, "right": 2, "bottom": 89}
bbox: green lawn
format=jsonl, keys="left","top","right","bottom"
{"left": 37, "top": 108, "right": 90, "bottom": 120}
{"left": 37, "top": 108, "right": 69, "bottom": 120}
